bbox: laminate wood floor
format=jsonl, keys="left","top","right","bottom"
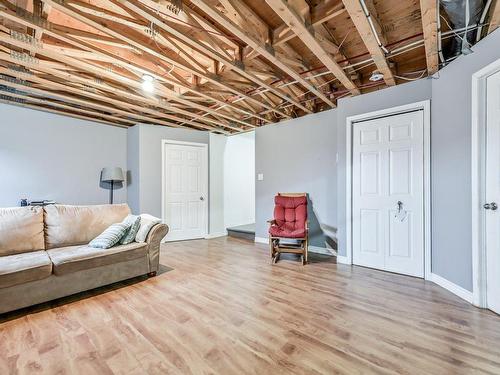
{"left": 1, "top": 236, "right": 500, "bottom": 374}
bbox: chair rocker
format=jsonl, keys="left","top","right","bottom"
{"left": 268, "top": 193, "right": 309, "bottom": 265}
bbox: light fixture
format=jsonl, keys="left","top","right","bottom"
{"left": 369, "top": 71, "right": 384, "bottom": 82}
{"left": 141, "top": 74, "right": 155, "bottom": 93}
{"left": 461, "top": 42, "right": 474, "bottom": 56}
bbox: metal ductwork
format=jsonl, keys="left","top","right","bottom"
{"left": 440, "top": 0, "right": 486, "bottom": 60}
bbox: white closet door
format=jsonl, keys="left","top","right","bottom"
{"left": 486, "top": 70, "right": 500, "bottom": 314}
{"left": 164, "top": 143, "right": 208, "bottom": 241}
{"left": 352, "top": 111, "right": 424, "bottom": 277}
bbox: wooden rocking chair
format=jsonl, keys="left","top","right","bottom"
{"left": 268, "top": 193, "right": 309, "bottom": 265}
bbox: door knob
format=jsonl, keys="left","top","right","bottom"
{"left": 200, "top": 196, "right": 205, "bottom": 201}
{"left": 484, "top": 202, "right": 498, "bottom": 210}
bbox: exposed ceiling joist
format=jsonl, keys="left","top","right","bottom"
{"left": 117, "top": 0, "right": 308, "bottom": 113}
{"left": 0, "top": 3, "right": 268, "bottom": 126}
{"left": 189, "top": 0, "right": 336, "bottom": 107}
{"left": 41, "top": 0, "right": 290, "bottom": 119}
{"left": 0, "top": 31, "right": 244, "bottom": 132}
{"left": 342, "top": 0, "right": 396, "bottom": 86}
{"left": 272, "top": 1, "right": 346, "bottom": 47}
{"left": 264, "top": 0, "right": 359, "bottom": 96}
{"left": 0, "top": 0, "right": 452, "bottom": 130}
{"left": 419, "top": 0, "right": 439, "bottom": 75}
{"left": 489, "top": 0, "right": 500, "bottom": 34}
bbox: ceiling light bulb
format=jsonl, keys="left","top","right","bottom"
{"left": 142, "top": 74, "right": 155, "bottom": 93}
{"left": 369, "top": 71, "right": 384, "bottom": 82}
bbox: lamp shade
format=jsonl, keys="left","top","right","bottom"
{"left": 101, "top": 167, "right": 124, "bottom": 182}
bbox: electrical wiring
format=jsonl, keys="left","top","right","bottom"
{"left": 440, "top": 15, "right": 465, "bottom": 43}
{"left": 395, "top": 70, "right": 427, "bottom": 81}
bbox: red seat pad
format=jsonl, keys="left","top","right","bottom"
{"left": 269, "top": 195, "right": 307, "bottom": 238}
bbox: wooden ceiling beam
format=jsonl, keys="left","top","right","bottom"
{"left": 0, "top": 4, "right": 267, "bottom": 124}
{"left": 189, "top": 0, "right": 335, "bottom": 107}
{"left": 0, "top": 32, "right": 244, "bottom": 131}
{"left": 40, "top": 0, "right": 290, "bottom": 118}
{"left": 0, "top": 72, "right": 188, "bottom": 130}
{"left": 273, "top": 1, "right": 345, "bottom": 47}
{"left": 342, "top": 0, "right": 396, "bottom": 86}
{"left": 215, "top": 0, "right": 322, "bottom": 97}
{"left": 118, "top": 0, "right": 306, "bottom": 114}
{"left": 419, "top": 0, "right": 439, "bottom": 75}
{"left": 216, "top": 0, "right": 269, "bottom": 44}
{"left": 0, "top": 46, "right": 245, "bottom": 132}
{"left": 265, "top": 0, "right": 359, "bottom": 96}
{"left": 488, "top": 0, "right": 500, "bottom": 34}
{"left": 0, "top": 64, "right": 234, "bottom": 133}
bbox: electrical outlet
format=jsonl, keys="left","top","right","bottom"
{"left": 257, "top": 173, "right": 264, "bottom": 181}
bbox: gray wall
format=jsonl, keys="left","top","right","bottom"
{"left": 0, "top": 104, "right": 127, "bottom": 207}
{"left": 127, "top": 124, "right": 209, "bottom": 217}
{"left": 255, "top": 109, "right": 337, "bottom": 247}
{"left": 255, "top": 29, "right": 500, "bottom": 292}
{"left": 430, "top": 29, "right": 500, "bottom": 291}
{"left": 127, "top": 125, "right": 141, "bottom": 214}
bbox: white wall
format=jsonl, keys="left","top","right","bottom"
{"left": 224, "top": 131, "right": 255, "bottom": 228}
{"left": 209, "top": 133, "right": 227, "bottom": 236}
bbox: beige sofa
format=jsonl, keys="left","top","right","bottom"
{"left": 0, "top": 204, "right": 168, "bottom": 314}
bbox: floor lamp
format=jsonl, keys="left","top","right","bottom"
{"left": 101, "top": 167, "right": 124, "bottom": 204}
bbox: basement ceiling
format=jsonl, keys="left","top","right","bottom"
{"left": 0, "top": 0, "right": 498, "bottom": 133}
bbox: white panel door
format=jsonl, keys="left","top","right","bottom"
{"left": 164, "top": 143, "right": 208, "bottom": 241}
{"left": 352, "top": 111, "right": 424, "bottom": 277}
{"left": 486, "top": 71, "right": 500, "bottom": 314}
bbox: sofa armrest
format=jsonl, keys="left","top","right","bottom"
{"left": 145, "top": 223, "right": 169, "bottom": 273}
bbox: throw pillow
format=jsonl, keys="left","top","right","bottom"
{"left": 89, "top": 222, "right": 129, "bottom": 249}
{"left": 135, "top": 214, "right": 161, "bottom": 242}
{"left": 120, "top": 215, "right": 141, "bottom": 245}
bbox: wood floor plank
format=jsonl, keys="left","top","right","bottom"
{"left": 1, "top": 236, "right": 500, "bottom": 374}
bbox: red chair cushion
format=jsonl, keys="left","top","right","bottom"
{"left": 269, "top": 195, "right": 307, "bottom": 238}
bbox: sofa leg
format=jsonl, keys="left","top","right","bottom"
{"left": 148, "top": 271, "right": 157, "bottom": 277}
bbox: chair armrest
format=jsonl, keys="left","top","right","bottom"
{"left": 145, "top": 223, "right": 169, "bottom": 273}
{"left": 267, "top": 219, "right": 277, "bottom": 226}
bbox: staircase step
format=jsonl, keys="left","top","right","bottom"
{"left": 227, "top": 223, "right": 255, "bottom": 241}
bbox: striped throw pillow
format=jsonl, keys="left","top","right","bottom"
{"left": 120, "top": 215, "right": 141, "bottom": 245}
{"left": 89, "top": 223, "right": 129, "bottom": 249}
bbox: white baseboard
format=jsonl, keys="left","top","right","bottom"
{"left": 255, "top": 236, "right": 268, "bottom": 244}
{"left": 430, "top": 273, "right": 473, "bottom": 303}
{"left": 336, "top": 255, "right": 351, "bottom": 264}
{"left": 309, "top": 246, "right": 335, "bottom": 256}
{"left": 205, "top": 231, "right": 228, "bottom": 239}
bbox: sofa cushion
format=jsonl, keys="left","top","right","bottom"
{"left": 47, "top": 242, "right": 148, "bottom": 276}
{"left": 89, "top": 223, "right": 130, "bottom": 249}
{"left": 44, "top": 204, "right": 130, "bottom": 249}
{"left": 0, "top": 206, "right": 45, "bottom": 256}
{"left": 0, "top": 251, "right": 52, "bottom": 288}
{"left": 135, "top": 214, "right": 162, "bottom": 242}
{"left": 120, "top": 215, "right": 141, "bottom": 245}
